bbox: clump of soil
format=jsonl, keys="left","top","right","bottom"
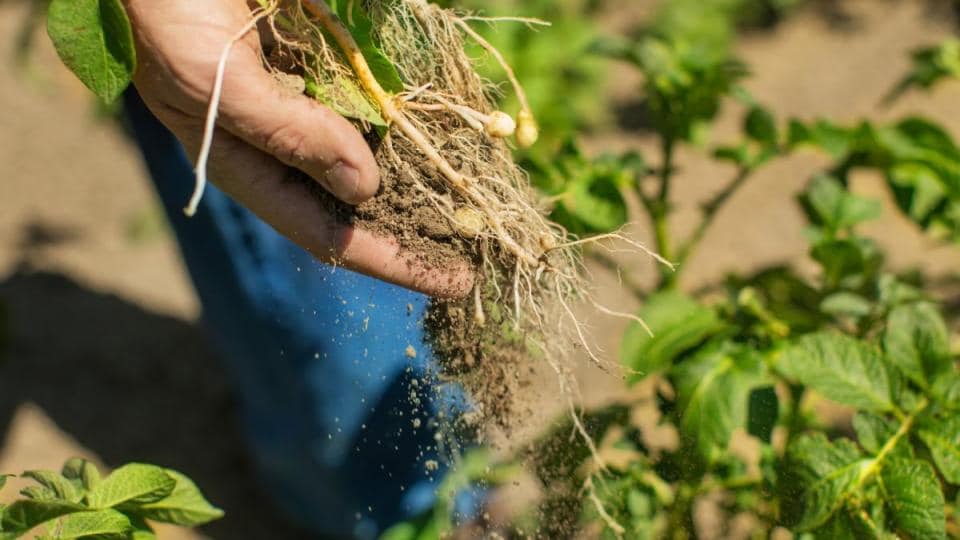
{"left": 305, "top": 131, "right": 538, "bottom": 434}
{"left": 306, "top": 140, "right": 474, "bottom": 271}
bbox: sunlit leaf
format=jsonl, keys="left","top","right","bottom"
{"left": 52, "top": 508, "right": 132, "bottom": 539}
{"left": 46, "top": 0, "right": 136, "bottom": 102}
{"left": 672, "top": 342, "right": 767, "bottom": 463}
{"left": 132, "top": 470, "right": 224, "bottom": 527}
{"left": 917, "top": 413, "right": 960, "bottom": 484}
{"left": 86, "top": 464, "right": 175, "bottom": 509}
{"left": 880, "top": 459, "right": 946, "bottom": 540}
{"left": 777, "top": 333, "right": 895, "bottom": 412}
{"left": 621, "top": 290, "right": 724, "bottom": 378}
{"left": 883, "top": 302, "right": 952, "bottom": 387}
{"left": 783, "top": 434, "right": 869, "bottom": 531}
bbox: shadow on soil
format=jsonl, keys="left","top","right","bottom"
{"left": 0, "top": 262, "right": 313, "bottom": 539}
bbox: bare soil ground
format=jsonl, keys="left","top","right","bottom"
{"left": 1, "top": 1, "right": 959, "bottom": 538}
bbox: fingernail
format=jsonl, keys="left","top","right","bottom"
{"left": 326, "top": 161, "right": 362, "bottom": 203}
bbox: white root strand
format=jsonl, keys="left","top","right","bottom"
{"left": 186, "top": 4, "right": 276, "bottom": 217}
{"left": 584, "top": 476, "right": 626, "bottom": 537}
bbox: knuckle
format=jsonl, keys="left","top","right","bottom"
{"left": 264, "top": 123, "right": 310, "bottom": 166}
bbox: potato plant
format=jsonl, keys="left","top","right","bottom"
{"left": 517, "top": 6, "right": 960, "bottom": 539}
{"left": 0, "top": 459, "right": 223, "bottom": 538}
{"left": 385, "top": 2, "right": 960, "bottom": 538}
{"left": 39, "top": 0, "right": 960, "bottom": 538}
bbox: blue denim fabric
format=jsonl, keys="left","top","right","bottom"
{"left": 122, "top": 91, "right": 453, "bottom": 539}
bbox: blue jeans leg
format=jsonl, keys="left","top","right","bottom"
{"left": 122, "top": 90, "right": 453, "bottom": 539}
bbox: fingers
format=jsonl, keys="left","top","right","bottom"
{"left": 202, "top": 129, "right": 474, "bottom": 299}
{"left": 214, "top": 40, "right": 381, "bottom": 204}
{"left": 338, "top": 228, "right": 476, "bottom": 299}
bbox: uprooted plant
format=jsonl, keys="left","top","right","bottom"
{"left": 45, "top": 0, "right": 666, "bottom": 446}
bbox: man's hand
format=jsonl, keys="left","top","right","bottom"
{"left": 124, "top": 0, "right": 472, "bottom": 298}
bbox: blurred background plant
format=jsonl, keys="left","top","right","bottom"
{"left": 385, "top": 0, "right": 960, "bottom": 537}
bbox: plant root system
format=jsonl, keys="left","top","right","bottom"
{"left": 197, "top": 0, "right": 662, "bottom": 452}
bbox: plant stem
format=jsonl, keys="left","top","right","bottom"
{"left": 649, "top": 137, "right": 677, "bottom": 290}
{"left": 676, "top": 167, "right": 751, "bottom": 268}
{"left": 668, "top": 483, "right": 697, "bottom": 540}
{"left": 859, "top": 398, "right": 928, "bottom": 484}
{"left": 783, "top": 383, "right": 806, "bottom": 450}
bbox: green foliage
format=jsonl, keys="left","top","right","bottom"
{"left": 593, "top": 30, "right": 746, "bottom": 143}
{"left": 326, "top": 0, "right": 404, "bottom": 93}
{"left": 525, "top": 140, "right": 633, "bottom": 235}
{"left": 756, "top": 297, "right": 957, "bottom": 538}
{"left": 777, "top": 333, "right": 895, "bottom": 412}
{"left": 620, "top": 290, "right": 724, "bottom": 378}
{"left": 800, "top": 175, "right": 882, "bottom": 235}
{"left": 672, "top": 342, "right": 768, "bottom": 465}
{"left": 886, "top": 38, "right": 960, "bottom": 103}
{"left": 0, "top": 459, "right": 222, "bottom": 538}
{"left": 46, "top": 0, "right": 136, "bottom": 103}
{"left": 790, "top": 116, "right": 960, "bottom": 242}
{"left": 458, "top": 2, "right": 960, "bottom": 538}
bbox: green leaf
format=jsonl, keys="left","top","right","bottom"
{"left": 21, "top": 470, "right": 83, "bottom": 504}
{"left": 745, "top": 106, "right": 778, "bottom": 146}
{"left": 784, "top": 433, "right": 868, "bottom": 531}
{"left": 133, "top": 470, "right": 224, "bottom": 526}
{"left": 801, "top": 176, "right": 882, "bottom": 232}
{"left": 132, "top": 527, "right": 159, "bottom": 540}
{"left": 810, "top": 510, "right": 881, "bottom": 540}
{"left": 672, "top": 343, "right": 767, "bottom": 463}
{"left": 788, "top": 119, "right": 857, "bottom": 159}
{"left": 19, "top": 486, "right": 58, "bottom": 502}
{"left": 777, "top": 333, "right": 895, "bottom": 412}
{"left": 883, "top": 303, "right": 952, "bottom": 387}
{"left": 378, "top": 513, "right": 439, "bottom": 540}
{"left": 917, "top": 413, "right": 960, "bottom": 484}
{"left": 328, "top": 0, "right": 403, "bottom": 94}
{"left": 46, "top": 0, "right": 136, "bottom": 103}
{"left": 888, "top": 162, "right": 947, "bottom": 223}
{"left": 880, "top": 459, "right": 946, "bottom": 540}
{"left": 852, "top": 413, "right": 899, "bottom": 455}
{"left": 811, "top": 237, "right": 882, "bottom": 288}
{"left": 877, "top": 118, "right": 960, "bottom": 197}
{"left": 50, "top": 509, "right": 132, "bottom": 539}
{"left": 886, "top": 39, "right": 960, "bottom": 103}
{"left": 877, "top": 274, "right": 923, "bottom": 310}
{"left": 820, "top": 292, "right": 873, "bottom": 319}
{"left": 561, "top": 169, "right": 629, "bottom": 233}
{"left": 0, "top": 500, "right": 85, "bottom": 533}
{"left": 86, "top": 464, "right": 175, "bottom": 509}
{"left": 379, "top": 522, "right": 419, "bottom": 540}
{"left": 713, "top": 144, "right": 750, "bottom": 167}
{"left": 305, "top": 75, "right": 386, "bottom": 127}
{"left": 128, "top": 515, "right": 158, "bottom": 540}
{"left": 620, "top": 290, "right": 724, "bottom": 378}
{"left": 931, "top": 374, "right": 960, "bottom": 406}
{"left": 61, "top": 458, "right": 100, "bottom": 492}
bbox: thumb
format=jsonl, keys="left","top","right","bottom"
{"left": 215, "top": 45, "right": 381, "bottom": 205}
